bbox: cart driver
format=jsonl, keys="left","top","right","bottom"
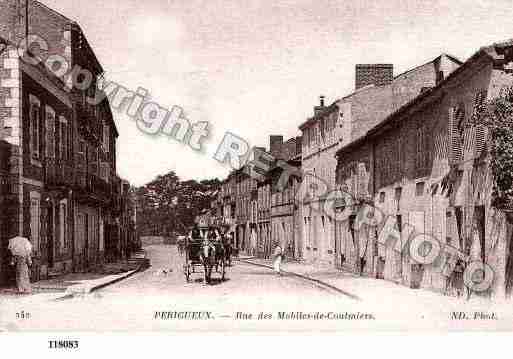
{"left": 190, "top": 224, "right": 201, "bottom": 240}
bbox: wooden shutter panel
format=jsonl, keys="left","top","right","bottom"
{"left": 448, "top": 107, "right": 463, "bottom": 165}
{"left": 357, "top": 163, "right": 366, "bottom": 197}
{"left": 55, "top": 120, "right": 60, "bottom": 160}
{"left": 473, "top": 125, "right": 487, "bottom": 158}
{"left": 473, "top": 91, "right": 488, "bottom": 159}
{"left": 45, "top": 109, "right": 55, "bottom": 158}
{"left": 39, "top": 105, "right": 44, "bottom": 157}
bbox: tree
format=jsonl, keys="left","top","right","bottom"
{"left": 135, "top": 171, "right": 221, "bottom": 237}
{"left": 471, "top": 86, "right": 513, "bottom": 210}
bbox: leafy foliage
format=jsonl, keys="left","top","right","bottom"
{"left": 472, "top": 87, "right": 513, "bottom": 209}
{"left": 135, "top": 171, "right": 221, "bottom": 237}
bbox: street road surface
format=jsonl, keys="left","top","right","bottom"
{"left": 2, "top": 244, "right": 512, "bottom": 331}
{"left": 0, "top": 245, "right": 355, "bottom": 331}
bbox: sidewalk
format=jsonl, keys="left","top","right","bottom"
{"left": 239, "top": 257, "right": 488, "bottom": 307}
{"left": 239, "top": 256, "right": 358, "bottom": 282}
{"left": 0, "top": 250, "right": 150, "bottom": 299}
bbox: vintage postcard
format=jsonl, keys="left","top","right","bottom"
{"left": 1, "top": 0, "right": 513, "bottom": 338}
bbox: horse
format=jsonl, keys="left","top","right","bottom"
{"left": 223, "top": 240, "right": 232, "bottom": 266}
{"left": 200, "top": 241, "right": 216, "bottom": 284}
{"left": 200, "top": 239, "right": 226, "bottom": 283}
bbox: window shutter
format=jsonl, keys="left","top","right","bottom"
{"left": 101, "top": 162, "right": 110, "bottom": 182}
{"left": 357, "top": 163, "right": 366, "bottom": 197}
{"left": 68, "top": 122, "right": 73, "bottom": 160}
{"left": 45, "top": 108, "right": 55, "bottom": 158}
{"left": 448, "top": 107, "right": 463, "bottom": 165}
{"left": 39, "top": 105, "right": 44, "bottom": 157}
{"left": 55, "top": 120, "right": 61, "bottom": 160}
{"left": 61, "top": 122, "right": 68, "bottom": 160}
{"left": 30, "top": 104, "right": 40, "bottom": 159}
{"left": 473, "top": 90, "right": 487, "bottom": 121}
{"left": 473, "top": 91, "right": 488, "bottom": 159}
{"left": 474, "top": 125, "right": 487, "bottom": 159}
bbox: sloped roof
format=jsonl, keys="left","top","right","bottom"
{"left": 298, "top": 54, "right": 460, "bottom": 131}
{"left": 335, "top": 40, "right": 513, "bottom": 159}
{"left": 393, "top": 53, "right": 463, "bottom": 79}
{"left": 34, "top": 1, "right": 104, "bottom": 73}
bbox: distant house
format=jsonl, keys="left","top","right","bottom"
{"left": 300, "top": 56, "right": 461, "bottom": 266}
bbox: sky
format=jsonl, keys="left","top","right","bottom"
{"left": 40, "top": 0, "right": 513, "bottom": 186}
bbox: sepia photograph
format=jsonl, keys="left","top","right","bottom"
{"left": 1, "top": 0, "right": 513, "bottom": 342}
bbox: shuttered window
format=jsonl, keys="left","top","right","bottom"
{"left": 448, "top": 106, "right": 464, "bottom": 164}
{"left": 29, "top": 96, "right": 41, "bottom": 160}
{"left": 45, "top": 106, "right": 56, "bottom": 158}
{"left": 415, "top": 125, "right": 430, "bottom": 174}
{"left": 55, "top": 119, "right": 60, "bottom": 159}
{"left": 473, "top": 90, "right": 488, "bottom": 158}
{"left": 59, "top": 116, "right": 68, "bottom": 160}
{"left": 59, "top": 200, "right": 67, "bottom": 252}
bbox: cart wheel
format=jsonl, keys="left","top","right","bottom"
{"left": 221, "top": 259, "right": 226, "bottom": 281}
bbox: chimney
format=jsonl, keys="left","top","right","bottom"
{"left": 269, "top": 135, "right": 283, "bottom": 159}
{"left": 314, "top": 95, "right": 325, "bottom": 115}
{"left": 355, "top": 64, "right": 393, "bottom": 90}
{"left": 295, "top": 136, "right": 302, "bottom": 157}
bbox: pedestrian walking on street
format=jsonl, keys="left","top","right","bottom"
{"left": 8, "top": 236, "right": 33, "bottom": 294}
{"left": 451, "top": 259, "right": 466, "bottom": 298}
{"left": 273, "top": 243, "right": 283, "bottom": 276}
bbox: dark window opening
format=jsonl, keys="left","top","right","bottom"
{"left": 415, "top": 182, "right": 425, "bottom": 196}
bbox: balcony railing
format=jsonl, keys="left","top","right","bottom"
{"left": 44, "top": 157, "right": 75, "bottom": 188}
{"left": 89, "top": 174, "right": 112, "bottom": 200}
{"left": 44, "top": 154, "right": 122, "bottom": 205}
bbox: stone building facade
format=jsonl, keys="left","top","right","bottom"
{"left": 0, "top": 1, "right": 132, "bottom": 285}
{"left": 269, "top": 157, "right": 302, "bottom": 260}
{"left": 234, "top": 166, "right": 257, "bottom": 254}
{"left": 257, "top": 174, "right": 271, "bottom": 258}
{"left": 211, "top": 134, "right": 302, "bottom": 259}
{"left": 300, "top": 56, "right": 461, "bottom": 266}
{"left": 335, "top": 40, "right": 513, "bottom": 298}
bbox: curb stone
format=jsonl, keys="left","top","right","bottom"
{"left": 54, "top": 263, "right": 149, "bottom": 301}
{"left": 238, "top": 258, "right": 361, "bottom": 301}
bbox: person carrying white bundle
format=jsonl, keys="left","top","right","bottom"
{"left": 273, "top": 243, "right": 283, "bottom": 275}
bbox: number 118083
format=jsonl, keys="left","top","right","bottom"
{"left": 48, "top": 340, "right": 79, "bottom": 349}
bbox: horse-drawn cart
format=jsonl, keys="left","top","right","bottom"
{"left": 183, "top": 237, "right": 226, "bottom": 284}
